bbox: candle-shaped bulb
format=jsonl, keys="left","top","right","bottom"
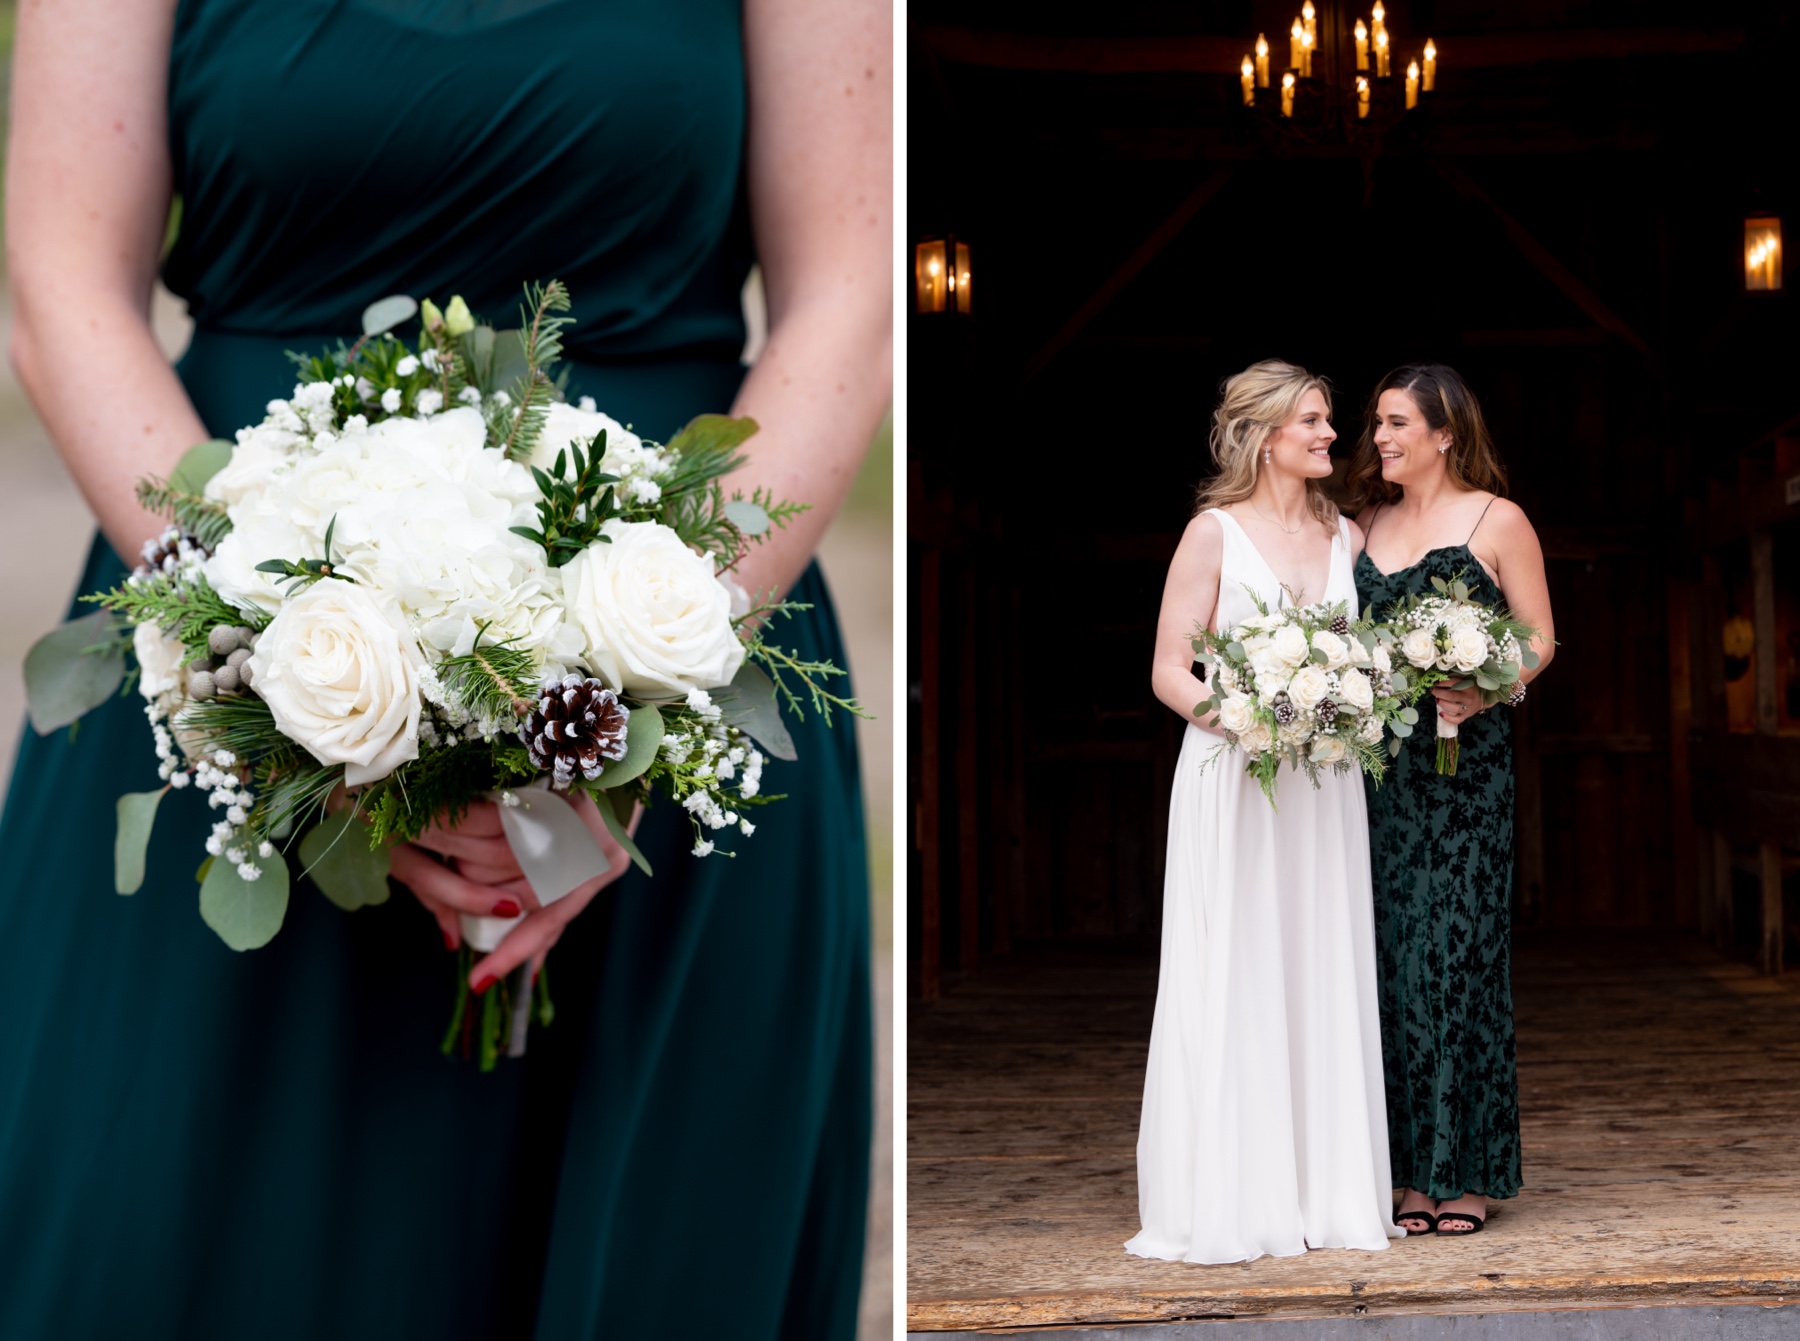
{"left": 1405, "top": 59, "right": 1420, "bottom": 108}
{"left": 1372, "top": 1, "right": 1385, "bottom": 24}
{"left": 1355, "top": 18, "right": 1368, "bottom": 40}
{"left": 1241, "top": 55, "right": 1256, "bottom": 106}
{"left": 1354, "top": 17, "right": 1370, "bottom": 70}
{"left": 1281, "top": 70, "right": 1296, "bottom": 116}
{"left": 1375, "top": 27, "right": 1390, "bottom": 76}
{"left": 1303, "top": 1, "right": 1315, "bottom": 19}
{"left": 1255, "top": 32, "right": 1271, "bottom": 85}
{"left": 1423, "top": 39, "right": 1437, "bottom": 91}
{"left": 1357, "top": 75, "right": 1370, "bottom": 117}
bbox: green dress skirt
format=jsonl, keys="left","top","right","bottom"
{"left": 1356, "top": 545, "right": 1522, "bottom": 1201}
{"left": 0, "top": 2, "right": 871, "bottom": 1337}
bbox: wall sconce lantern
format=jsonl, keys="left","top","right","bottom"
{"left": 1746, "top": 216, "right": 1782, "bottom": 292}
{"left": 915, "top": 236, "right": 972, "bottom": 315}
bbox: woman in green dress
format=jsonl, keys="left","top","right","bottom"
{"left": 0, "top": 1, "right": 889, "bottom": 1336}
{"left": 1349, "top": 364, "right": 1556, "bottom": 1238}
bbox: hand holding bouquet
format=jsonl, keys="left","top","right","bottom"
{"left": 1379, "top": 573, "right": 1540, "bottom": 774}
{"left": 25, "top": 281, "right": 861, "bottom": 1069}
{"left": 1191, "top": 589, "right": 1410, "bottom": 807}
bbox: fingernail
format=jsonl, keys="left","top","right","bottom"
{"left": 491, "top": 899, "right": 521, "bottom": 918}
{"left": 442, "top": 927, "right": 459, "bottom": 952}
{"left": 472, "top": 974, "right": 496, "bottom": 995}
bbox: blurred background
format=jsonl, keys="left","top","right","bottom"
{"left": 0, "top": 6, "right": 893, "bottom": 1332}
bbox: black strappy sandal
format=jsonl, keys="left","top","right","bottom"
{"left": 1434, "top": 1209, "right": 1485, "bottom": 1236}
{"left": 1394, "top": 1209, "right": 1438, "bottom": 1236}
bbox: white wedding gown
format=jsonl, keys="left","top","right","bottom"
{"left": 1125, "top": 509, "right": 1401, "bottom": 1265}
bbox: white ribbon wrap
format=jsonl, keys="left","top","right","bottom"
{"left": 458, "top": 779, "right": 611, "bottom": 953}
{"left": 1436, "top": 709, "right": 1459, "bottom": 740}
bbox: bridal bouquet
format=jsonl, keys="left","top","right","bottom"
{"left": 25, "top": 281, "right": 856, "bottom": 1068}
{"left": 1378, "top": 574, "right": 1538, "bottom": 774}
{"left": 1191, "top": 590, "right": 1411, "bottom": 807}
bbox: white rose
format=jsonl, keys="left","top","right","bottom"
{"left": 1339, "top": 669, "right": 1375, "bottom": 712}
{"left": 1217, "top": 695, "right": 1254, "bottom": 735}
{"left": 1400, "top": 627, "right": 1438, "bottom": 668}
{"left": 1450, "top": 628, "right": 1489, "bottom": 674}
{"left": 1359, "top": 714, "right": 1384, "bottom": 745}
{"left": 1288, "top": 664, "right": 1330, "bottom": 711}
{"left": 1311, "top": 735, "right": 1348, "bottom": 765}
{"left": 1348, "top": 636, "right": 1373, "bottom": 667}
{"left": 1311, "top": 629, "right": 1350, "bottom": 670}
{"left": 248, "top": 579, "right": 426, "bottom": 786}
{"left": 134, "top": 622, "right": 187, "bottom": 701}
{"left": 1271, "top": 623, "right": 1311, "bottom": 667}
{"left": 1239, "top": 633, "right": 1272, "bottom": 656}
{"left": 1373, "top": 643, "right": 1393, "bottom": 674}
{"left": 562, "top": 521, "right": 745, "bottom": 695}
{"left": 1238, "top": 720, "right": 1274, "bottom": 754}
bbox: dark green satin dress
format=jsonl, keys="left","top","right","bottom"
{"left": 0, "top": 3, "right": 871, "bottom": 1337}
{"left": 1356, "top": 544, "right": 1522, "bottom": 1203}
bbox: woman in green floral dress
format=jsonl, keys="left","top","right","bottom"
{"left": 1349, "top": 364, "right": 1557, "bottom": 1237}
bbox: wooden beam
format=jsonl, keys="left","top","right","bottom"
{"left": 1668, "top": 578, "right": 1697, "bottom": 928}
{"left": 919, "top": 547, "right": 943, "bottom": 1003}
{"left": 1023, "top": 167, "right": 1234, "bottom": 382}
{"left": 1714, "top": 829, "right": 1735, "bottom": 950}
{"left": 921, "top": 25, "right": 1743, "bottom": 75}
{"left": 1761, "top": 841, "right": 1784, "bottom": 976}
{"left": 1751, "top": 530, "right": 1779, "bottom": 735}
{"left": 1431, "top": 160, "right": 1658, "bottom": 366}
{"left": 956, "top": 560, "right": 982, "bottom": 975}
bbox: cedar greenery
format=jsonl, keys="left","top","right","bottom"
{"left": 134, "top": 477, "right": 232, "bottom": 549}
{"left": 88, "top": 570, "right": 262, "bottom": 662}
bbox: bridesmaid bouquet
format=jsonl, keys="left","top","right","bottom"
{"left": 1378, "top": 574, "right": 1539, "bottom": 774}
{"left": 25, "top": 281, "right": 857, "bottom": 1068}
{"left": 1191, "top": 590, "right": 1411, "bottom": 807}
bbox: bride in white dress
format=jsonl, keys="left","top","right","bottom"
{"left": 1126, "top": 360, "right": 1402, "bottom": 1265}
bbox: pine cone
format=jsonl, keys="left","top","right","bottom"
{"left": 1507, "top": 680, "right": 1528, "bottom": 708}
{"left": 1272, "top": 695, "right": 1297, "bottom": 727}
{"left": 1316, "top": 697, "right": 1340, "bottom": 726}
{"left": 520, "top": 675, "right": 631, "bottom": 788}
{"left": 1329, "top": 614, "right": 1351, "bottom": 636}
{"left": 134, "top": 526, "right": 210, "bottom": 580}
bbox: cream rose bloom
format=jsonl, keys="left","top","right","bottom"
{"left": 1373, "top": 643, "right": 1393, "bottom": 674}
{"left": 1311, "top": 735, "right": 1348, "bottom": 765}
{"left": 563, "top": 521, "right": 745, "bottom": 696}
{"left": 248, "top": 579, "right": 426, "bottom": 786}
{"left": 1400, "top": 627, "right": 1438, "bottom": 668}
{"left": 1238, "top": 720, "right": 1274, "bottom": 755}
{"left": 1310, "top": 629, "right": 1350, "bottom": 670}
{"left": 1271, "top": 623, "right": 1311, "bottom": 667}
{"left": 1339, "top": 668, "right": 1375, "bottom": 712}
{"left": 1248, "top": 642, "right": 1288, "bottom": 685}
{"left": 134, "top": 622, "right": 188, "bottom": 702}
{"left": 1347, "top": 636, "right": 1373, "bottom": 667}
{"left": 1449, "top": 628, "right": 1490, "bottom": 674}
{"left": 1216, "top": 694, "right": 1254, "bottom": 735}
{"left": 1287, "top": 664, "right": 1330, "bottom": 711}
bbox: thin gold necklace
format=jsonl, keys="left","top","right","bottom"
{"left": 1248, "top": 501, "right": 1304, "bottom": 534}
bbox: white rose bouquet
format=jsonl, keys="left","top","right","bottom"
{"left": 1376, "top": 573, "right": 1540, "bottom": 775}
{"left": 1190, "top": 587, "right": 1411, "bottom": 808}
{"left": 25, "top": 281, "right": 859, "bottom": 1070}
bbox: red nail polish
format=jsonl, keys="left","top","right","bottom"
{"left": 492, "top": 899, "right": 521, "bottom": 918}
{"left": 442, "top": 927, "right": 458, "bottom": 951}
{"left": 472, "top": 974, "right": 496, "bottom": 995}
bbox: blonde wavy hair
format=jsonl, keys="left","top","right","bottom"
{"left": 1193, "top": 359, "right": 1339, "bottom": 531}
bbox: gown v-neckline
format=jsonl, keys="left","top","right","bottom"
{"left": 1212, "top": 508, "right": 1338, "bottom": 610}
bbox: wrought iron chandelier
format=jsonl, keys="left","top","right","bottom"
{"left": 1239, "top": 1, "right": 1436, "bottom": 142}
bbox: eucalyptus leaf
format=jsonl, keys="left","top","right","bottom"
{"left": 1392, "top": 721, "right": 1413, "bottom": 738}
{"left": 1389, "top": 736, "right": 1404, "bottom": 757}
{"left": 1356, "top": 630, "right": 1377, "bottom": 651}
{"left": 199, "top": 853, "right": 290, "bottom": 951}
{"left": 490, "top": 328, "right": 530, "bottom": 393}
{"left": 596, "top": 800, "right": 653, "bottom": 878}
{"left": 1390, "top": 670, "right": 1410, "bottom": 694}
{"left": 1476, "top": 673, "right": 1498, "bottom": 692}
{"left": 1453, "top": 580, "right": 1470, "bottom": 602}
{"left": 299, "top": 809, "right": 392, "bottom": 911}
{"left": 1430, "top": 576, "right": 1450, "bottom": 594}
{"left": 723, "top": 498, "right": 771, "bottom": 536}
{"left": 715, "top": 662, "right": 798, "bottom": 762}
{"left": 596, "top": 703, "right": 664, "bottom": 788}
{"left": 115, "top": 788, "right": 166, "bottom": 895}
{"left": 1521, "top": 648, "right": 1541, "bottom": 670}
{"left": 666, "top": 413, "right": 760, "bottom": 457}
{"left": 1309, "top": 647, "right": 1329, "bottom": 665}
{"left": 167, "top": 439, "right": 235, "bottom": 495}
{"left": 1398, "top": 707, "right": 1419, "bottom": 725}
{"left": 361, "top": 294, "right": 418, "bottom": 337}
{"left": 1226, "top": 641, "right": 1246, "bottom": 660}
{"left": 25, "top": 611, "right": 127, "bottom": 735}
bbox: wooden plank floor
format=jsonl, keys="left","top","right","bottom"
{"left": 907, "top": 933, "right": 1800, "bottom": 1331}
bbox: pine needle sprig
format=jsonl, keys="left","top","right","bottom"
{"left": 180, "top": 693, "right": 299, "bottom": 766}
{"left": 363, "top": 739, "right": 536, "bottom": 845}
{"left": 499, "top": 280, "right": 573, "bottom": 463}
{"left": 744, "top": 638, "right": 868, "bottom": 725}
{"left": 511, "top": 434, "right": 622, "bottom": 567}
{"left": 253, "top": 758, "right": 343, "bottom": 842}
{"left": 436, "top": 630, "right": 539, "bottom": 720}
{"left": 136, "top": 477, "right": 232, "bottom": 549}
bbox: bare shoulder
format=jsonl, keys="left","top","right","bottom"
{"left": 1172, "top": 510, "right": 1225, "bottom": 568}
{"left": 1342, "top": 515, "right": 1366, "bottom": 549}
{"left": 1482, "top": 497, "right": 1541, "bottom": 548}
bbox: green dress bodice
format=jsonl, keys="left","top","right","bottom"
{"left": 0, "top": 4, "right": 870, "bottom": 1337}
{"left": 1356, "top": 544, "right": 1522, "bottom": 1201}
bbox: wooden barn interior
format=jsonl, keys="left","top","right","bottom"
{"left": 906, "top": 1, "right": 1800, "bottom": 1332}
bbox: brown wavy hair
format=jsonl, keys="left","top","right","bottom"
{"left": 1345, "top": 363, "right": 1508, "bottom": 513}
{"left": 1193, "top": 359, "right": 1339, "bottom": 533}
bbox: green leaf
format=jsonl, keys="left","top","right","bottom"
{"left": 1356, "top": 630, "right": 1377, "bottom": 652}
{"left": 723, "top": 498, "right": 771, "bottom": 536}
{"left": 115, "top": 788, "right": 166, "bottom": 895}
{"left": 1521, "top": 647, "right": 1541, "bottom": 670}
{"left": 1430, "top": 576, "right": 1450, "bottom": 594}
{"left": 1389, "top": 736, "right": 1404, "bottom": 757}
{"left": 1392, "top": 721, "right": 1413, "bottom": 738}
{"left": 716, "top": 662, "right": 798, "bottom": 762}
{"left": 361, "top": 294, "right": 418, "bottom": 337}
{"left": 1452, "top": 580, "right": 1470, "bottom": 602}
{"left": 1390, "top": 670, "right": 1410, "bottom": 694}
{"left": 490, "top": 328, "right": 531, "bottom": 392}
{"left": 196, "top": 855, "right": 214, "bottom": 884}
{"left": 25, "top": 611, "right": 127, "bottom": 734}
{"left": 1398, "top": 707, "right": 1419, "bottom": 725}
{"left": 1309, "top": 647, "right": 1329, "bottom": 665}
{"left": 1475, "top": 673, "right": 1498, "bottom": 691}
{"left": 167, "top": 439, "right": 234, "bottom": 495}
{"left": 299, "top": 809, "right": 392, "bottom": 911}
{"left": 596, "top": 703, "right": 664, "bottom": 788}
{"left": 199, "top": 852, "right": 290, "bottom": 951}
{"left": 666, "top": 413, "right": 760, "bottom": 457}
{"left": 1226, "top": 641, "right": 1246, "bottom": 660}
{"left": 595, "top": 799, "right": 653, "bottom": 877}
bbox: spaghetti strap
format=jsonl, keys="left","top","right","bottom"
{"left": 1364, "top": 504, "right": 1383, "bottom": 542}
{"left": 1466, "top": 495, "right": 1498, "bottom": 545}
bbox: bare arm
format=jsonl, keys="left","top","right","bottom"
{"left": 1151, "top": 513, "right": 1225, "bottom": 730}
{"left": 729, "top": 0, "right": 891, "bottom": 600}
{"left": 1486, "top": 499, "right": 1555, "bottom": 684}
{"left": 6, "top": 0, "right": 206, "bottom": 561}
